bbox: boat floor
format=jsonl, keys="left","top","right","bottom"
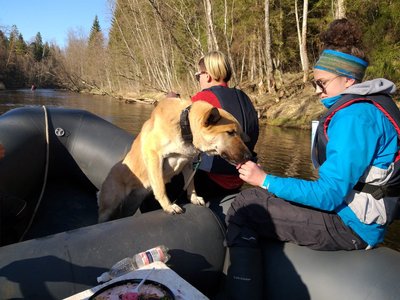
{"left": 6, "top": 175, "right": 217, "bottom": 245}
{"left": 24, "top": 180, "right": 99, "bottom": 240}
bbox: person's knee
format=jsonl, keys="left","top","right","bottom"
{"left": 226, "top": 223, "right": 259, "bottom": 248}
{"left": 225, "top": 188, "right": 269, "bottom": 225}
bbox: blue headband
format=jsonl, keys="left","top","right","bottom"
{"left": 314, "top": 49, "right": 368, "bottom": 81}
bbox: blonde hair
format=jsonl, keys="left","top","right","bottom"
{"left": 198, "top": 51, "right": 232, "bottom": 82}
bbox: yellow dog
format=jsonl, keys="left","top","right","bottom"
{"left": 97, "top": 98, "right": 252, "bottom": 222}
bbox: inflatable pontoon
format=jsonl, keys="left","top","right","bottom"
{"left": 0, "top": 106, "right": 399, "bottom": 300}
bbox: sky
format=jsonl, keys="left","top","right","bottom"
{"left": 0, "top": 0, "right": 113, "bottom": 48}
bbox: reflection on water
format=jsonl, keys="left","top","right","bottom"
{"left": 0, "top": 89, "right": 153, "bottom": 135}
{"left": 0, "top": 89, "right": 398, "bottom": 251}
{"left": 256, "top": 125, "right": 318, "bottom": 180}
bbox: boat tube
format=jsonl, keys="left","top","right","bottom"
{"left": 0, "top": 106, "right": 134, "bottom": 243}
{"left": 0, "top": 106, "right": 400, "bottom": 300}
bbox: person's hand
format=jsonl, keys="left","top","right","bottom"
{"left": 166, "top": 91, "right": 180, "bottom": 98}
{"left": 237, "top": 160, "right": 267, "bottom": 187}
{"left": 0, "top": 144, "right": 4, "bottom": 159}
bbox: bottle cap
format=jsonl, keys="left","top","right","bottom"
{"left": 97, "top": 272, "right": 111, "bottom": 283}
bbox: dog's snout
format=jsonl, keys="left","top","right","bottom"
{"left": 243, "top": 150, "right": 253, "bottom": 161}
{"left": 238, "top": 149, "right": 254, "bottom": 164}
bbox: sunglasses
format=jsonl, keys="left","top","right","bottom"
{"left": 195, "top": 71, "right": 207, "bottom": 81}
{"left": 312, "top": 75, "right": 340, "bottom": 94}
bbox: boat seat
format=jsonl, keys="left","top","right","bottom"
{"left": 261, "top": 240, "right": 400, "bottom": 300}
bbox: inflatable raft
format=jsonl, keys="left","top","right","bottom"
{"left": 0, "top": 106, "right": 399, "bottom": 300}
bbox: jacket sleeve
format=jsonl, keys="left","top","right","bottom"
{"left": 266, "top": 104, "right": 390, "bottom": 211}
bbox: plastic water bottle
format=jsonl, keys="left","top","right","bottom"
{"left": 97, "top": 245, "right": 170, "bottom": 283}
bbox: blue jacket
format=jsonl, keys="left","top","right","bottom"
{"left": 264, "top": 79, "right": 399, "bottom": 246}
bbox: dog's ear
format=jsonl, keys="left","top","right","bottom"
{"left": 204, "top": 107, "right": 221, "bottom": 126}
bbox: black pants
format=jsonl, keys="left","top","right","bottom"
{"left": 226, "top": 188, "right": 368, "bottom": 251}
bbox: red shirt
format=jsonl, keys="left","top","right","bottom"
{"left": 191, "top": 85, "right": 243, "bottom": 190}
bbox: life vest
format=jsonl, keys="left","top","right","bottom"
{"left": 312, "top": 93, "right": 400, "bottom": 224}
{"left": 198, "top": 86, "right": 259, "bottom": 174}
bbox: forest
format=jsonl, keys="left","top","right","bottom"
{"left": 0, "top": 0, "right": 399, "bottom": 104}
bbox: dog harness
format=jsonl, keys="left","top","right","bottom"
{"left": 180, "top": 105, "right": 193, "bottom": 144}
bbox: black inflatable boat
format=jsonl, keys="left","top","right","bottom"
{"left": 0, "top": 106, "right": 399, "bottom": 300}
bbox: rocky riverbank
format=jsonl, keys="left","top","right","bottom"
{"left": 115, "top": 73, "right": 326, "bottom": 130}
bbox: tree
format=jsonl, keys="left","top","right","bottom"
{"left": 89, "top": 15, "right": 102, "bottom": 46}
{"left": 6, "top": 25, "right": 19, "bottom": 67}
{"left": 203, "top": 0, "right": 219, "bottom": 51}
{"left": 15, "top": 33, "right": 27, "bottom": 55}
{"left": 264, "top": 0, "right": 275, "bottom": 93}
{"left": 295, "top": 0, "right": 310, "bottom": 82}
{"left": 222, "top": 0, "right": 237, "bottom": 84}
{"left": 30, "top": 32, "right": 44, "bottom": 61}
{"left": 85, "top": 15, "right": 108, "bottom": 92}
{"left": 334, "top": 0, "right": 346, "bottom": 19}
{"left": 62, "top": 29, "right": 89, "bottom": 91}
{"left": 0, "top": 30, "right": 9, "bottom": 79}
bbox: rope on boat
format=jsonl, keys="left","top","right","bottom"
{"left": 19, "top": 105, "right": 50, "bottom": 242}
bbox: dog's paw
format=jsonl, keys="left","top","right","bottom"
{"left": 164, "top": 203, "right": 184, "bottom": 214}
{"left": 190, "top": 195, "right": 205, "bottom": 206}
{"left": 98, "top": 211, "right": 111, "bottom": 223}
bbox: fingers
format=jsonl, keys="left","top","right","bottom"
{"left": 239, "top": 160, "right": 257, "bottom": 172}
{"left": 237, "top": 160, "right": 266, "bottom": 187}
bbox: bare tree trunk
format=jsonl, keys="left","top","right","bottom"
{"left": 295, "top": 0, "right": 310, "bottom": 83}
{"left": 333, "top": 0, "right": 346, "bottom": 19}
{"left": 249, "top": 38, "right": 256, "bottom": 81}
{"left": 224, "top": 0, "right": 237, "bottom": 83}
{"left": 264, "top": 0, "right": 275, "bottom": 93}
{"left": 257, "top": 33, "right": 264, "bottom": 95}
{"left": 240, "top": 47, "right": 246, "bottom": 83}
{"left": 273, "top": 0, "right": 284, "bottom": 91}
{"left": 203, "top": 0, "right": 219, "bottom": 51}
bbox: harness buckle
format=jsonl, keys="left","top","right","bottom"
{"left": 370, "top": 187, "right": 385, "bottom": 200}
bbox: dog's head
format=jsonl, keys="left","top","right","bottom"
{"left": 189, "top": 101, "right": 253, "bottom": 166}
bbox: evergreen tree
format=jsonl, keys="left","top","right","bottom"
{"left": 0, "top": 30, "right": 9, "bottom": 52}
{"left": 30, "top": 32, "right": 44, "bottom": 61}
{"left": 89, "top": 15, "right": 102, "bottom": 45}
{"left": 9, "top": 25, "right": 19, "bottom": 44}
{"left": 15, "top": 33, "right": 27, "bottom": 55}
{"left": 0, "top": 30, "right": 9, "bottom": 79}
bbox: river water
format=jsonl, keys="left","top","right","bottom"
{"left": 0, "top": 89, "right": 398, "bottom": 251}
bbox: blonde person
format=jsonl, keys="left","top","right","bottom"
{"left": 224, "top": 19, "right": 400, "bottom": 299}
{"left": 192, "top": 51, "right": 259, "bottom": 200}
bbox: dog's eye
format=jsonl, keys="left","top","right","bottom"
{"left": 227, "top": 130, "right": 236, "bottom": 136}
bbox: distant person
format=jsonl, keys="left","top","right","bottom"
{"left": 0, "top": 143, "right": 4, "bottom": 159}
{"left": 191, "top": 50, "right": 259, "bottom": 199}
{"left": 224, "top": 18, "right": 400, "bottom": 299}
{"left": 31, "top": 84, "right": 36, "bottom": 91}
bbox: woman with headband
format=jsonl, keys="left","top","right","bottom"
{"left": 224, "top": 19, "right": 400, "bottom": 299}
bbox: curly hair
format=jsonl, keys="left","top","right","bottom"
{"left": 320, "top": 18, "right": 368, "bottom": 63}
